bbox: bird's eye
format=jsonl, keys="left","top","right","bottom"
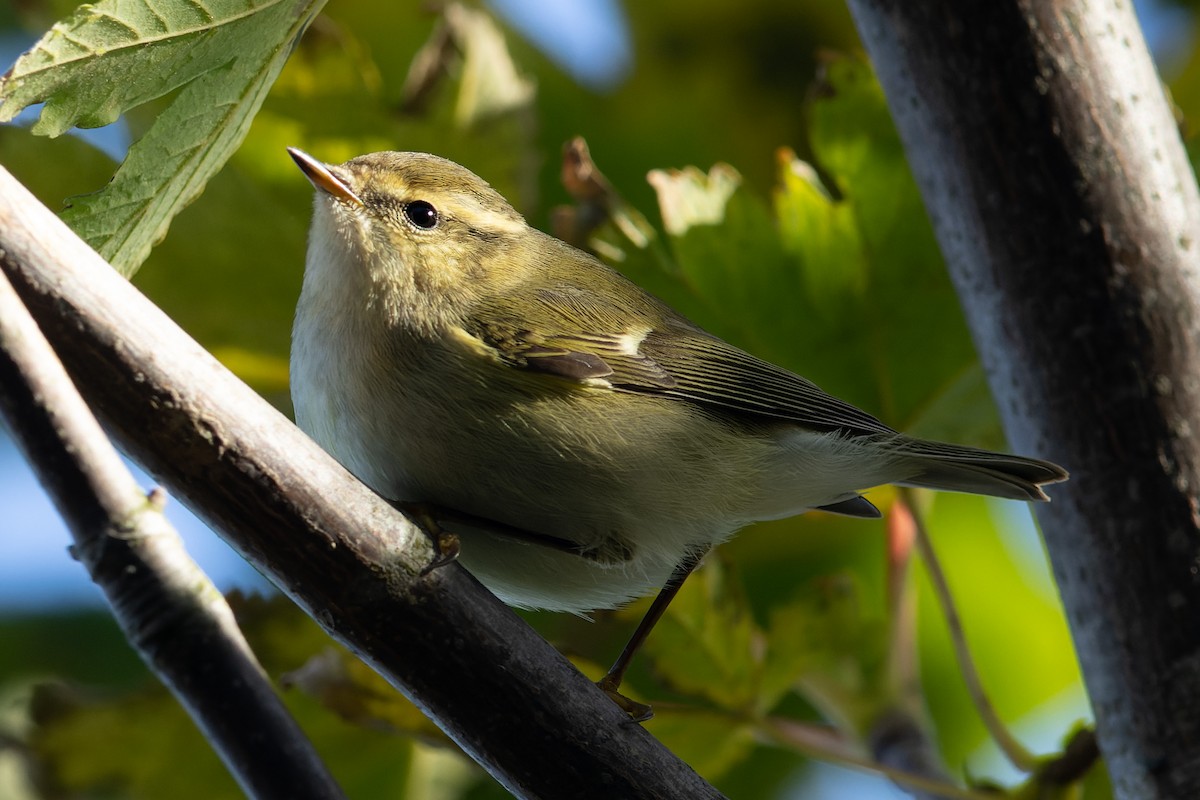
{"left": 404, "top": 200, "right": 439, "bottom": 230}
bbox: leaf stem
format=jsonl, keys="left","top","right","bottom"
{"left": 760, "top": 716, "right": 996, "bottom": 800}
{"left": 897, "top": 487, "right": 1038, "bottom": 772}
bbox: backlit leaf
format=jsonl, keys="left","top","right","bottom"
{"left": 0, "top": 0, "right": 326, "bottom": 274}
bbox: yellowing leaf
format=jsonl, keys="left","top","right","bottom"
{"left": 282, "top": 650, "right": 449, "bottom": 744}
{"left": 446, "top": 3, "right": 535, "bottom": 126}
{"left": 648, "top": 164, "right": 741, "bottom": 236}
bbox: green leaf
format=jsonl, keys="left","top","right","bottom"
{"left": 647, "top": 164, "right": 798, "bottom": 357}
{"left": 805, "top": 54, "right": 982, "bottom": 433}
{"left": 571, "top": 53, "right": 993, "bottom": 441}
{"left": 765, "top": 574, "right": 891, "bottom": 737}
{"left": 0, "top": 0, "right": 327, "bottom": 275}
{"left": 229, "top": 594, "right": 452, "bottom": 746}
{"left": 21, "top": 595, "right": 482, "bottom": 799}
{"left": 646, "top": 710, "right": 756, "bottom": 781}
{"left": 0, "top": 125, "right": 116, "bottom": 208}
{"left": 32, "top": 682, "right": 244, "bottom": 800}
{"left": 601, "top": 54, "right": 996, "bottom": 444}
{"left": 773, "top": 153, "right": 867, "bottom": 321}
{"left": 128, "top": 147, "right": 306, "bottom": 404}
{"left": 903, "top": 362, "right": 1006, "bottom": 452}
{"left": 282, "top": 649, "right": 451, "bottom": 744}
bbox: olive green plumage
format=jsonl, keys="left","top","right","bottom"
{"left": 289, "top": 148, "right": 1067, "bottom": 614}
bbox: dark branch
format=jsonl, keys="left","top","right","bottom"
{"left": 0, "top": 270, "right": 345, "bottom": 799}
{"left": 0, "top": 166, "right": 725, "bottom": 799}
{"left": 848, "top": 1, "right": 1200, "bottom": 796}
{"left": 867, "top": 711, "right": 955, "bottom": 800}
{"left": 1038, "top": 728, "right": 1100, "bottom": 787}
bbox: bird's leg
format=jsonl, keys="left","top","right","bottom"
{"left": 396, "top": 499, "right": 707, "bottom": 721}
{"left": 597, "top": 546, "right": 711, "bottom": 722}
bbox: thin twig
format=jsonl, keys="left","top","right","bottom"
{"left": 761, "top": 717, "right": 995, "bottom": 800}
{"left": 0, "top": 269, "right": 345, "bottom": 800}
{"left": 867, "top": 502, "right": 958, "bottom": 800}
{"left": 897, "top": 488, "right": 1037, "bottom": 772}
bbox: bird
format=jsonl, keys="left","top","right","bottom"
{"left": 287, "top": 147, "right": 1067, "bottom": 718}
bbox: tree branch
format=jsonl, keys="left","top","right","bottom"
{"left": 848, "top": 1, "right": 1200, "bottom": 797}
{"left": 0, "top": 165, "right": 725, "bottom": 799}
{"left": 0, "top": 269, "right": 345, "bottom": 799}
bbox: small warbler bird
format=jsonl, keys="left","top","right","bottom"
{"left": 288, "top": 148, "right": 1067, "bottom": 714}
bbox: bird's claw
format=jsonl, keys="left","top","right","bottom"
{"left": 596, "top": 674, "right": 653, "bottom": 722}
{"left": 396, "top": 501, "right": 462, "bottom": 576}
{"left": 419, "top": 529, "right": 460, "bottom": 576}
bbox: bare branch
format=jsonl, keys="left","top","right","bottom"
{"left": 0, "top": 270, "right": 345, "bottom": 799}
{"left": 848, "top": 1, "right": 1200, "bottom": 796}
{"left": 0, "top": 165, "right": 725, "bottom": 799}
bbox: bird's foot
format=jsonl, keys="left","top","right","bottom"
{"left": 596, "top": 673, "right": 653, "bottom": 722}
{"left": 395, "top": 501, "right": 462, "bottom": 575}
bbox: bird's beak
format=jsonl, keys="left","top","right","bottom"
{"left": 288, "top": 147, "right": 363, "bottom": 206}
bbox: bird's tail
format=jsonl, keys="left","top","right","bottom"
{"left": 884, "top": 436, "right": 1068, "bottom": 502}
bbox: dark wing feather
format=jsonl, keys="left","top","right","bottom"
{"left": 471, "top": 284, "right": 893, "bottom": 436}
{"left": 630, "top": 331, "right": 895, "bottom": 435}
{"left": 471, "top": 284, "right": 678, "bottom": 389}
{"left": 519, "top": 345, "right": 613, "bottom": 381}
{"left": 483, "top": 328, "right": 678, "bottom": 389}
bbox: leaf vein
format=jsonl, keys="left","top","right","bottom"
{"left": 91, "top": 10, "right": 142, "bottom": 39}
{"left": 138, "top": 0, "right": 170, "bottom": 33}
{"left": 11, "top": 0, "right": 291, "bottom": 79}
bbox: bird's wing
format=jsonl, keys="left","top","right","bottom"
{"left": 633, "top": 330, "right": 895, "bottom": 435}
{"left": 467, "top": 287, "right": 895, "bottom": 437}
